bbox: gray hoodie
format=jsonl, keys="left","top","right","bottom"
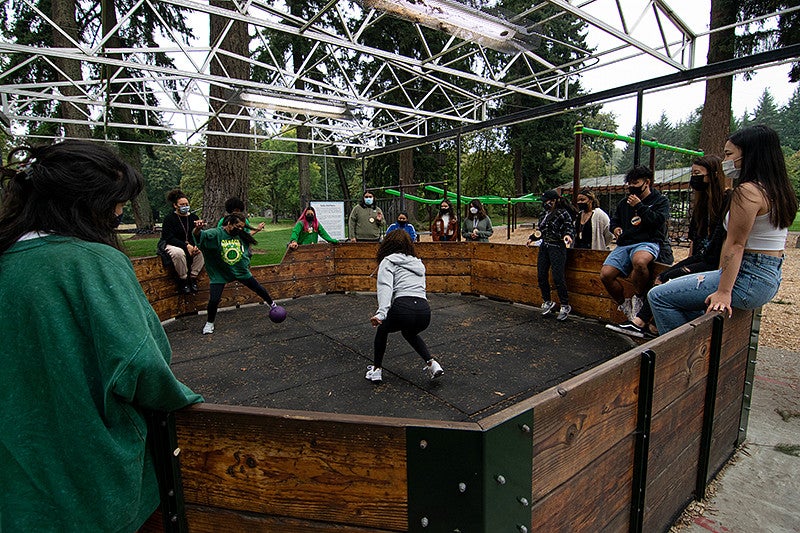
{"left": 374, "top": 253, "right": 427, "bottom": 321}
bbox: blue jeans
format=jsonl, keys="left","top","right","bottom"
{"left": 648, "top": 252, "right": 783, "bottom": 334}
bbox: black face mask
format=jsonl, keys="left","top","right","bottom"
{"left": 543, "top": 201, "right": 554, "bottom": 210}
{"left": 229, "top": 228, "right": 241, "bottom": 236}
{"left": 577, "top": 202, "right": 590, "bottom": 212}
{"left": 305, "top": 213, "right": 315, "bottom": 221}
{"left": 111, "top": 213, "right": 124, "bottom": 228}
{"left": 628, "top": 185, "right": 644, "bottom": 197}
{"left": 440, "top": 208, "right": 449, "bottom": 215}
{"left": 397, "top": 220, "right": 407, "bottom": 227}
{"left": 689, "top": 176, "right": 708, "bottom": 191}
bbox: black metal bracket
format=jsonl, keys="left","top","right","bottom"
{"left": 406, "top": 410, "right": 533, "bottom": 532}
{"left": 147, "top": 410, "right": 188, "bottom": 533}
{"left": 695, "top": 314, "right": 724, "bottom": 499}
{"left": 630, "top": 349, "right": 655, "bottom": 533}
{"left": 739, "top": 307, "right": 762, "bottom": 445}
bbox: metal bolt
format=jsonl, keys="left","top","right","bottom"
{"left": 420, "top": 516, "right": 429, "bottom": 527}
{"left": 518, "top": 497, "right": 529, "bottom": 506}
{"left": 173, "top": 447, "right": 181, "bottom": 456}
{"left": 458, "top": 482, "right": 467, "bottom": 493}
{"left": 517, "top": 525, "right": 528, "bottom": 533}
{"left": 519, "top": 424, "right": 531, "bottom": 433}
{"left": 495, "top": 474, "right": 506, "bottom": 485}
{"left": 170, "top": 514, "right": 178, "bottom": 523}
{"left": 419, "top": 440, "right": 428, "bottom": 449}
{"left": 168, "top": 489, "right": 175, "bottom": 497}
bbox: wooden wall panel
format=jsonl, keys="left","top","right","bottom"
{"left": 531, "top": 354, "right": 640, "bottom": 501}
{"left": 175, "top": 408, "right": 408, "bottom": 531}
{"left": 182, "top": 506, "right": 392, "bottom": 533}
{"left": 531, "top": 436, "right": 635, "bottom": 532}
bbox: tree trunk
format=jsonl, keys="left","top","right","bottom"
{"left": 698, "top": 0, "right": 737, "bottom": 156}
{"left": 296, "top": 124, "right": 312, "bottom": 211}
{"left": 52, "top": 0, "right": 91, "bottom": 139}
{"left": 205, "top": 0, "right": 250, "bottom": 225}
{"left": 101, "top": 0, "right": 154, "bottom": 229}
{"left": 399, "top": 148, "right": 414, "bottom": 220}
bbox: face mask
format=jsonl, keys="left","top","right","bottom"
{"left": 440, "top": 208, "right": 449, "bottom": 215}
{"left": 397, "top": 220, "right": 407, "bottom": 227}
{"left": 470, "top": 206, "right": 478, "bottom": 215}
{"left": 628, "top": 186, "right": 643, "bottom": 197}
{"left": 228, "top": 228, "right": 241, "bottom": 236}
{"left": 305, "top": 213, "right": 315, "bottom": 221}
{"left": 544, "top": 201, "right": 554, "bottom": 210}
{"left": 577, "top": 202, "right": 590, "bottom": 212}
{"left": 364, "top": 197, "right": 373, "bottom": 206}
{"left": 112, "top": 213, "right": 124, "bottom": 228}
{"left": 178, "top": 205, "right": 191, "bottom": 215}
{"left": 689, "top": 175, "right": 708, "bottom": 191}
{"left": 722, "top": 159, "right": 741, "bottom": 180}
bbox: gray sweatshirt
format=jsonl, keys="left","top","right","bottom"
{"left": 374, "top": 253, "right": 427, "bottom": 321}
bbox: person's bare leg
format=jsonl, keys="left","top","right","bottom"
{"left": 600, "top": 265, "right": 625, "bottom": 304}
{"left": 629, "top": 251, "right": 655, "bottom": 297}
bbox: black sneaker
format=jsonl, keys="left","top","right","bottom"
{"left": 605, "top": 321, "right": 645, "bottom": 338}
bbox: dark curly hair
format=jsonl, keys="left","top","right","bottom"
{"left": 376, "top": 228, "right": 416, "bottom": 263}
{"left": 0, "top": 141, "right": 143, "bottom": 258}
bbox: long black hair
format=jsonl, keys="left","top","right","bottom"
{"left": 728, "top": 125, "right": 798, "bottom": 228}
{"left": 222, "top": 212, "right": 258, "bottom": 246}
{"left": 0, "top": 141, "right": 143, "bottom": 258}
{"left": 690, "top": 155, "right": 728, "bottom": 240}
{"left": 376, "top": 228, "right": 416, "bottom": 263}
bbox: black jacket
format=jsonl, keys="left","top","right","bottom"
{"left": 611, "top": 188, "right": 670, "bottom": 247}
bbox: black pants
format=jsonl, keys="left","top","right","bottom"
{"left": 538, "top": 242, "right": 569, "bottom": 305}
{"left": 373, "top": 296, "right": 431, "bottom": 368}
{"left": 207, "top": 277, "right": 273, "bottom": 323}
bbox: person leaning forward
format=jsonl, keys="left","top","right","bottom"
{"left": 349, "top": 191, "right": 385, "bottom": 242}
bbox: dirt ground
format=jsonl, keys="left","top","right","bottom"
{"left": 486, "top": 222, "right": 798, "bottom": 352}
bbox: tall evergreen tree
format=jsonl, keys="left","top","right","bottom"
{"left": 779, "top": 87, "right": 800, "bottom": 151}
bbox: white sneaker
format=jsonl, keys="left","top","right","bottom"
{"left": 630, "top": 294, "right": 644, "bottom": 318}
{"left": 556, "top": 305, "right": 571, "bottom": 321}
{"left": 541, "top": 301, "right": 557, "bottom": 316}
{"left": 618, "top": 298, "right": 634, "bottom": 321}
{"left": 202, "top": 322, "right": 215, "bottom": 335}
{"left": 365, "top": 365, "right": 382, "bottom": 382}
{"left": 426, "top": 359, "right": 444, "bottom": 380}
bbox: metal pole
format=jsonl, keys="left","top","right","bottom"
{"left": 573, "top": 121, "right": 583, "bottom": 204}
{"left": 633, "top": 90, "right": 644, "bottom": 167}
{"left": 456, "top": 132, "right": 462, "bottom": 241}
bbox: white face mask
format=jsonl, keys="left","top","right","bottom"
{"left": 469, "top": 207, "right": 478, "bottom": 215}
{"left": 722, "top": 158, "right": 741, "bottom": 180}
{"left": 364, "top": 197, "right": 374, "bottom": 206}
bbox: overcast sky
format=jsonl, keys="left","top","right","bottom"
{"left": 577, "top": 1, "right": 798, "bottom": 135}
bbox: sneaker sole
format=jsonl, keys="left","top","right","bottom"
{"left": 605, "top": 323, "right": 644, "bottom": 338}
{"left": 430, "top": 370, "right": 444, "bottom": 379}
{"left": 557, "top": 314, "right": 569, "bottom": 321}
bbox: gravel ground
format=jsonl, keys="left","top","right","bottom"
{"left": 486, "top": 224, "right": 798, "bottom": 351}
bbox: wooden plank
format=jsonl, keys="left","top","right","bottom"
{"left": 531, "top": 435, "right": 635, "bottom": 532}
{"left": 531, "top": 355, "right": 640, "bottom": 501}
{"left": 643, "top": 433, "right": 701, "bottom": 532}
{"left": 174, "top": 409, "right": 408, "bottom": 531}
{"left": 182, "top": 505, "right": 393, "bottom": 533}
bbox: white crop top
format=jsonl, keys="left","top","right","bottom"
{"left": 724, "top": 212, "right": 787, "bottom": 251}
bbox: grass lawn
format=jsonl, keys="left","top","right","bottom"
{"left": 119, "top": 218, "right": 295, "bottom": 266}
{"left": 790, "top": 212, "right": 800, "bottom": 233}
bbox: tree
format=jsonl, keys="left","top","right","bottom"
{"left": 204, "top": 0, "right": 250, "bottom": 225}
{"left": 778, "top": 87, "right": 800, "bottom": 151}
{"left": 699, "top": 0, "right": 800, "bottom": 155}
{"left": 752, "top": 89, "right": 781, "bottom": 126}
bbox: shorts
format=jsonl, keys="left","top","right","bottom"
{"left": 603, "top": 242, "right": 660, "bottom": 276}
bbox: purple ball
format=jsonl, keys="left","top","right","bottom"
{"left": 269, "top": 305, "right": 287, "bottom": 323}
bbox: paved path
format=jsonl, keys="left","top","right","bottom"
{"left": 682, "top": 346, "right": 800, "bottom": 533}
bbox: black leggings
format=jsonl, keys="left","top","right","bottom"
{"left": 538, "top": 242, "right": 569, "bottom": 305}
{"left": 207, "top": 277, "right": 274, "bottom": 323}
{"left": 373, "top": 296, "right": 431, "bottom": 369}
